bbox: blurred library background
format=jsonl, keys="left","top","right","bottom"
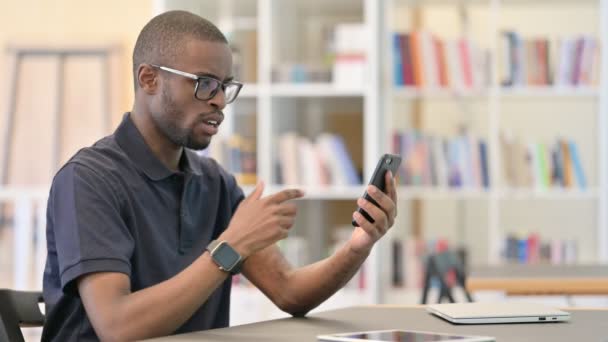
{"left": 2, "top": 0, "right": 608, "bottom": 336}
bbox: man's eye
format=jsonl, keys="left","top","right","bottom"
{"left": 199, "top": 79, "right": 214, "bottom": 89}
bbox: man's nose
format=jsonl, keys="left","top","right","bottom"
{"left": 207, "top": 87, "right": 226, "bottom": 110}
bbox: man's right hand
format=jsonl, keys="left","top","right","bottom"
{"left": 219, "top": 181, "right": 304, "bottom": 258}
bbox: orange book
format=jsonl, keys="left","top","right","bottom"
{"left": 537, "top": 39, "right": 549, "bottom": 85}
{"left": 435, "top": 37, "right": 449, "bottom": 87}
{"left": 410, "top": 31, "right": 425, "bottom": 87}
{"left": 526, "top": 40, "right": 537, "bottom": 85}
{"left": 561, "top": 139, "right": 573, "bottom": 188}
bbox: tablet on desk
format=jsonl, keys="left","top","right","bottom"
{"left": 317, "top": 329, "right": 495, "bottom": 342}
{"left": 427, "top": 302, "right": 571, "bottom": 324}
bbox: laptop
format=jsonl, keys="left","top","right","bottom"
{"left": 427, "top": 302, "right": 571, "bottom": 324}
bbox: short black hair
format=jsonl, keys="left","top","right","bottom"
{"left": 132, "top": 10, "right": 228, "bottom": 90}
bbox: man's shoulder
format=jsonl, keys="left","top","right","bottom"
{"left": 57, "top": 135, "right": 130, "bottom": 181}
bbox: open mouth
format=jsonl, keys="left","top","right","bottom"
{"left": 205, "top": 120, "right": 219, "bottom": 128}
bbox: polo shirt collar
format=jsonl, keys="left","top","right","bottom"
{"left": 115, "top": 113, "right": 203, "bottom": 181}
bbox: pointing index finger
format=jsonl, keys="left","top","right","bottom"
{"left": 266, "top": 188, "right": 305, "bottom": 204}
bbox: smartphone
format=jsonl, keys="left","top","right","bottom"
{"left": 352, "top": 153, "right": 402, "bottom": 227}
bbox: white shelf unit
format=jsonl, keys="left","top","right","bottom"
{"left": 380, "top": 0, "right": 608, "bottom": 303}
{"left": 158, "top": 0, "right": 384, "bottom": 324}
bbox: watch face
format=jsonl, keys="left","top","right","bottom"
{"left": 214, "top": 243, "right": 241, "bottom": 270}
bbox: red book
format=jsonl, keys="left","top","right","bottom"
{"left": 400, "top": 34, "right": 414, "bottom": 86}
{"left": 527, "top": 233, "right": 540, "bottom": 264}
{"left": 459, "top": 38, "right": 473, "bottom": 88}
{"left": 534, "top": 40, "right": 544, "bottom": 85}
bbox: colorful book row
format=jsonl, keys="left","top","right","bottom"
{"left": 203, "top": 135, "right": 257, "bottom": 185}
{"left": 500, "top": 32, "right": 599, "bottom": 87}
{"left": 392, "top": 31, "right": 491, "bottom": 89}
{"left": 392, "top": 130, "right": 490, "bottom": 188}
{"left": 277, "top": 132, "right": 361, "bottom": 186}
{"left": 501, "top": 134, "right": 587, "bottom": 189}
{"left": 503, "top": 233, "right": 578, "bottom": 265}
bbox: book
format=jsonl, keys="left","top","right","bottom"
{"left": 500, "top": 32, "right": 599, "bottom": 87}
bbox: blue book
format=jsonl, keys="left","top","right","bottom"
{"left": 568, "top": 140, "right": 587, "bottom": 189}
{"left": 392, "top": 33, "right": 404, "bottom": 86}
{"left": 518, "top": 238, "right": 528, "bottom": 264}
{"left": 330, "top": 135, "right": 361, "bottom": 185}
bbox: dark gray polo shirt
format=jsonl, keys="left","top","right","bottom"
{"left": 42, "top": 113, "right": 244, "bottom": 341}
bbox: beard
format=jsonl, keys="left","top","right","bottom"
{"left": 150, "top": 84, "right": 211, "bottom": 151}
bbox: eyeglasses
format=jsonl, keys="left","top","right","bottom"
{"left": 151, "top": 64, "right": 243, "bottom": 104}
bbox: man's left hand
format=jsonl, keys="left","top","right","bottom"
{"left": 349, "top": 170, "right": 398, "bottom": 254}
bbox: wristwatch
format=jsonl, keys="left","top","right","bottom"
{"left": 206, "top": 240, "right": 243, "bottom": 275}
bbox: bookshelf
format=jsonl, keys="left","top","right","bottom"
{"left": 157, "top": 0, "right": 608, "bottom": 321}
{"left": 381, "top": 0, "right": 608, "bottom": 305}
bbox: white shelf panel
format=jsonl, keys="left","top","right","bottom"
{"left": 497, "top": 188, "right": 599, "bottom": 200}
{"left": 390, "top": 87, "right": 599, "bottom": 99}
{"left": 391, "top": 87, "right": 489, "bottom": 99}
{"left": 276, "top": 185, "right": 364, "bottom": 200}
{"left": 397, "top": 187, "right": 490, "bottom": 199}
{"left": 241, "top": 185, "right": 365, "bottom": 200}
{"left": 499, "top": 87, "right": 599, "bottom": 98}
{"left": 269, "top": 83, "right": 366, "bottom": 97}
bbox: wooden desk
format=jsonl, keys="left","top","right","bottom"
{"left": 467, "top": 264, "right": 608, "bottom": 295}
{"left": 145, "top": 306, "right": 608, "bottom": 342}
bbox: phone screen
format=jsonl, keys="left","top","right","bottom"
{"left": 352, "top": 154, "right": 402, "bottom": 227}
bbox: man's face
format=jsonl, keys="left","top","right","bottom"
{"left": 151, "top": 39, "right": 233, "bottom": 150}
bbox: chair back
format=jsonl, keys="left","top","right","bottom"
{"left": 420, "top": 249, "right": 474, "bottom": 304}
{"left": 0, "top": 289, "right": 45, "bottom": 342}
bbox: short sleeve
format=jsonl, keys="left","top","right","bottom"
{"left": 48, "top": 163, "right": 134, "bottom": 295}
{"left": 226, "top": 172, "right": 245, "bottom": 214}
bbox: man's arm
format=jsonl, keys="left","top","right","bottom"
{"left": 244, "top": 171, "right": 398, "bottom": 316}
{"left": 242, "top": 239, "right": 369, "bottom": 316}
{"left": 78, "top": 182, "right": 303, "bottom": 341}
{"left": 78, "top": 255, "right": 228, "bottom": 342}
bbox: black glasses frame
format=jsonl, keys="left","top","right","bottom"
{"left": 150, "top": 64, "right": 243, "bottom": 104}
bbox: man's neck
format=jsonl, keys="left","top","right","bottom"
{"left": 130, "top": 109, "right": 182, "bottom": 172}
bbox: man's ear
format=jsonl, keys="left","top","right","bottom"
{"left": 137, "top": 64, "right": 159, "bottom": 94}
